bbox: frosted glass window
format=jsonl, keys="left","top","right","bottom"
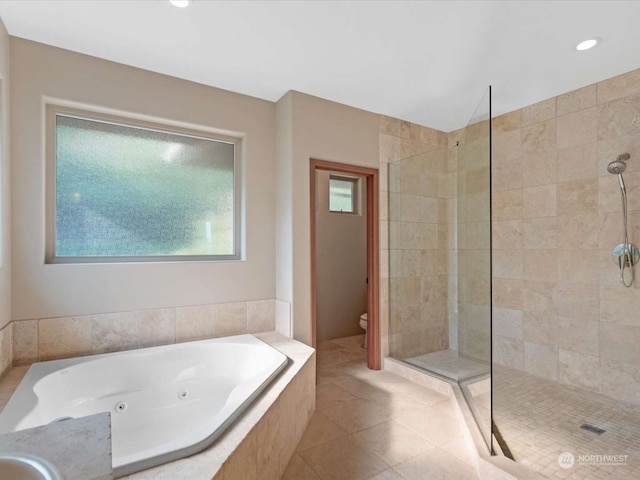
{"left": 329, "top": 177, "right": 357, "bottom": 213}
{"left": 51, "top": 113, "right": 238, "bottom": 261}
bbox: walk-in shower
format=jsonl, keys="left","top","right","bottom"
{"left": 388, "top": 86, "right": 492, "bottom": 450}
{"left": 388, "top": 82, "right": 640, "bottom": 478}
{"left": 607, "top": 153, "right": 639, "bottom": 287}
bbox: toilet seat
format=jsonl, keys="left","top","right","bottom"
{"left": 359, "top": 313, "right": 368, "bottom": 348}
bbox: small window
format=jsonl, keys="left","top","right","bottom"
{"left": 46, "top": 106, "right": 241, "bottom": 263}
{"left": 329, "top": 176, "right": 358, "bottom": 214}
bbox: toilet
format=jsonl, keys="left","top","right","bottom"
{"left": 359, "top": 313, "right": 368, "bottom": 348}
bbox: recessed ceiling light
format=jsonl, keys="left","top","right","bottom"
{"left": 576, "top": 38, "right": 600, "bottom": 51}
{"left": 169, "top": 0, "right": 191, "bottom": 8}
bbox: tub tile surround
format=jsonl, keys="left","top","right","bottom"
{"left": 10, "top": 299, "right": 286, "bottom": 366}
{"left": 0, "top": 332, "right": 315, "bottom": 480}
{"left": 492, "top": 66, "right": 640, "bottom": 405}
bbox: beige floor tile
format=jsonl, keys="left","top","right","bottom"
{"left": 387, "top": 379, "right": 450, "bottom": 406}
{"left": 282, "top": 453, "right": 321, "bottom": 480}
{"left": 332, "top": 376, "right": 397, "bottom": 405}
{"left": 352, "top": 419, "right": 434, "bottom": 466}
{"left": 353, "top": 370, "right": 407, "bottom": 394}
{"left": 315, "top": 382, "right": 359, "bottom": 410}
{"left": 394, "top": 445, "right": 479, "bottom": 480}
{"left": 316, "top": 340, "right": 346, "bottom": 355}
{"left": 439, "top": 436, "right": 475, "bottom": 466}
{"left": 391, "top": 403, "right": 463, "bottom": 446}
{"left": 333, "top": 375, "right": 388, "bottom": 399}
{"left": 315, "top": 373, "right": 336, "bottom": 386}
{"left": 316, "top": 358, "right": 372, "bottom": 382}
{"left": 329, "top": 334, "right": 366, "bottom": 349}
{"left": 367, "top": 469, "right": 407, "bottom": 480}
{"left": 320, "top": 397, "right": 390, "bottom": 433}
{"left": 297, "top": 410, "right": 349, "bottom": 452}
{"left": 298, "top": 435, "right": 389, "bottom": 480}
{"left": 378, "top": 392, "right": 434, "bottom": 418}
{"left": 362, "top": 369, "right": 451, "bottom": 406}
{"left": 316, "top": 345, "right": 366, "bottom": 368}
{"left": 309, "top": 334, "right": 480, "bottom": 480}
{"left": 430, "top": 398, "right": 459, "bottom": 419}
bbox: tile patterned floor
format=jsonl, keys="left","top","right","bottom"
{"left": 494, "top": 364, "right": 640, "bottom": 480}
{"left": 282, "top": 335, "right": 479, "bottom": 480}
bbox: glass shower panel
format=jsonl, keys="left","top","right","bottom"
{"left": 388, "top": 86, "right": 493, "bottom": 453}
{"left": 388, "top": 147, "right": 450, "bottom": 366}
{"left": 456, "top": 86, "right": 492, "bottom": 450}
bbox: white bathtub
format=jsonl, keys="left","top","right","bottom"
{"left": 0, "top": 334, "right": 288, "bottom": 477}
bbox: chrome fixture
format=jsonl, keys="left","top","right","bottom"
{"left": 607, "top": 153, "right": 638, "bottom": 287}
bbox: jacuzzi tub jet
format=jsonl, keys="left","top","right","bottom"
{"left": 178, "top": 389, "right": 189, "bottom": 400}
{"left": 115, "top": 401, "right": 128, "bottom": 413}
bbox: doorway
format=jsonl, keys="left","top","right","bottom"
{"left": 310, "top": 159, "right": 380, "bottom": 370}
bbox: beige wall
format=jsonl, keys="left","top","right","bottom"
{"left": 0, "top": 20, "right": 9, "bottom": 327}
{"left": 0, "top": 19, "right": 11, "bottom": 375}
{"left": 274, "top": 92, "right": 293, "bottom": 337}
{"left": 0, "top": 20, "right": 10, "bottom": 330}
{"left": 492, "top": 67, "right": 640, "bottom": 403}
{"left": 10, "top": 38, "right": 276, "bottom": 321}
{"left": 276, "top": 91, "right": 379, "bottom": 345}
{"left": 7, "top": 39, "right": 381, "bottom": 355}
{"left": 315, "top": 170, "right": 367, "bottom": 342}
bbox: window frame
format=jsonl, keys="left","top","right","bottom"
{"left": 45, "top": 104, "right": 242, "bottom": 264}
{"left": 328, "top": 174, "right": 359, "bottom": 214}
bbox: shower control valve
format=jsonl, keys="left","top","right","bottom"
{"left": 611, "top": 243, "right": 640, "bottom": 268}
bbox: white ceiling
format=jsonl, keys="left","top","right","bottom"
{"left": 1, "top": 0, "right": 639, "bottom": 132}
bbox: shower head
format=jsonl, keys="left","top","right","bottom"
{"left": 607, "top": 153, "right": 630, "bottom": 175}
{"left": 607, "top": 161, "right": 626, "bottom": 175}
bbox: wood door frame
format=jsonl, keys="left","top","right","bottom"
{"left": 310, "top": 158, "right": 381, "bottom": 370}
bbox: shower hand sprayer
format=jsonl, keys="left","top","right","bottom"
{"left": 607, "top": 153, "right": 639, "bottom": 287}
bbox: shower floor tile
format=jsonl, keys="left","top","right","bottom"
{"left": 494, "top": 364, "right": 640, "bottom": 480}
{"left": 404, "top": 349, "right": 489, "bottom": 380}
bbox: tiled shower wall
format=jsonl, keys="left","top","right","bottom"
{"left": 492, "top": 67, "right": 640, "bottom": 404}
{"left": 379, "top": 117, "right": 453, "bottom": 359}
{"left": 9, "top": 299, "right": 289, "bottom": 366}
